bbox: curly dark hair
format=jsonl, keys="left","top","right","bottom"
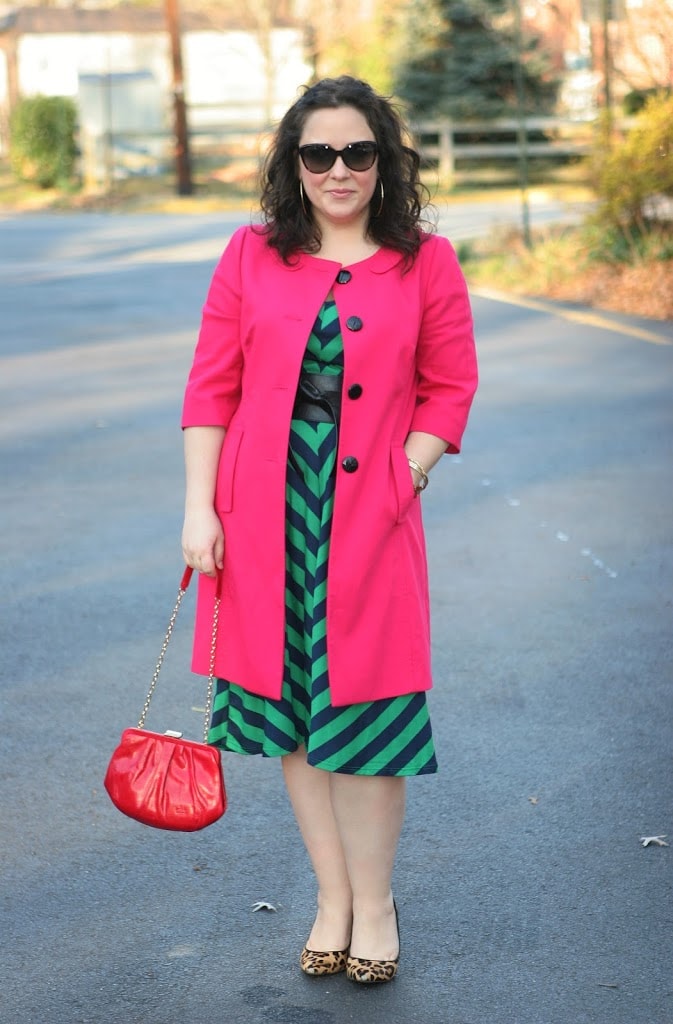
{"left": 259, "top": 76, "right": 432, "bottom": 266}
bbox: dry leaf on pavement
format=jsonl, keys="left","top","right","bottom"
{"left": 639, "top": 835, "right": 669, "bottom": 848}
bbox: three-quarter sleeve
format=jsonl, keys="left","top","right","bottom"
{"left": 181, "top": 226, "right": 247, "bottom": 429}
{"left": 409, "top": 235, "right": 478, "bottom": 452}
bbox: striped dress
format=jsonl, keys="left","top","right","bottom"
{"left": 208, "top": 299, "right": 437, "bottom": 776}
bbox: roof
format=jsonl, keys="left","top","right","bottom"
{"left": 0, "top": 4, "right": 298, "bottom": 35}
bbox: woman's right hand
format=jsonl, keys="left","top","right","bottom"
{"left": 181, "top": 506, "right": 225, "bottom": 578}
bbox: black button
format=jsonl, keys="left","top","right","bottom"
{"left": 337, "top": 270, "right": 352, "bottom": 284}
{"left": 346, "top": 315, "right": 363, "bottom": 332}
{"left": 347, "top": 383, "right": 363, "bottom": 399}
{"left": 342, "top": 456, "right": 359, "bottom": 473}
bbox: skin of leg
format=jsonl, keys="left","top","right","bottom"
{"left": 329, "top": 772, "right": 406, "bottom": 961}
{"left": 282, "top": 746, "right": 353, "bottom": 951}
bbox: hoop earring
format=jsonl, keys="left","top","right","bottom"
{"left": 299, "top": 180, "right": 308, "bottom": 216}
{"left": 374, "top": 178, "right": 384, "bottom": 217}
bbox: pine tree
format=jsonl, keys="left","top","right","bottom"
{"left": 395, "top": 0, "right": 559, "bottom": 120}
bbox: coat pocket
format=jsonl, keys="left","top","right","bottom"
{"left": 216, "top": 427, "right": 244, "bottom": 513}
{"left": 390, "top": 444, "right": 416, "bottom": 524}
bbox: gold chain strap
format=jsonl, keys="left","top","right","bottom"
{"left": 205, "top": 592, "right": 221, "bottom": 743}
{"left": 137, "top": 567, "right": 219, "bottom": 743}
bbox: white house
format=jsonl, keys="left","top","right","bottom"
{"left": 0, "top": 6, "right": 312, "bottom": 157}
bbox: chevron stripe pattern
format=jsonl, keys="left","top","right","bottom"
{"left": 209, "top": 299, "right": 437, "bottom": 776}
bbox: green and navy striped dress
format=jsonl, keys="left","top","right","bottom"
{"left": 208, "top": 299, "right": 437, "bottom": 776}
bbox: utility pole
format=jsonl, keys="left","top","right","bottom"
{"left": 512, "top": 0, "right": 532, "bottom": 249}
{"left": 165, "top": 0, "right": 192, "bottom": 195}
{"left": 600, "top": 0, "right": 613, "bottom": 131}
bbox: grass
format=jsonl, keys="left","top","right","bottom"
{"left": 0, "top": 154, "right": 594, "bottom": 214}
{"left": 0, "top": 163, "right": 260, "bottom": 213}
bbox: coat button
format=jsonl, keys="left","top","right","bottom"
{"left": 345, "top": 315, "right": 363, "bottom": 331}
{"left": 342, "top": 456, "right": 359, "bottom": 473}
{"left": 337, "top": 269, "right": 352, "bottom": 284}
{"left": 347, "top": 383, "right": 363, "bottom": 399}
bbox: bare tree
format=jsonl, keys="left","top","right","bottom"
{"left": 247, "top": 0, "right": 287, "bottom": 123}
{"left": 612, "top": 0, "right": 673, "bottom": 93}
{"left": 182, "top": 0, "right": 295, "bottom": 123}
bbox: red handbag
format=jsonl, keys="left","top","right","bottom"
{"left": 104, "top": 566, "right": 226, "bottom": 831}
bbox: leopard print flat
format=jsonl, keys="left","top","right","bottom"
{"left": 346, "top": 900, "right": 400, "bottom": 985}
{"left": 345, "top": 953, "right": 399, "bottom": 984}
{"left": 300, "top": 947, "right": 349, "bottom": 977}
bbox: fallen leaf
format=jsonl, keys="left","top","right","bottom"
{"left": 252, "top": 900, "right": 277, "bottom": 912}
{"left": 639, "top": 835, "right": 669, "bottom": 848}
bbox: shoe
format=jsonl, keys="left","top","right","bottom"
{"left": 300, "top": 946, "right": 349, "bottom": 977}
{"left": 346, "top": 901, "right": 400, "bottom": 985}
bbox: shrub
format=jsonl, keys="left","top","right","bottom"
{"left": 623, "top": 87, "right": 671, "bottom": 115}
{"left": 10, "top": 95, "right": 78, "bottom": 188}
{"left": 589, "top": 93, "right": 673, "bottom": 257}
{"left": 582, "top": 221, "right": 673, "bottom": 265}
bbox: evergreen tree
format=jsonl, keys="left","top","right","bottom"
{"left": 395, "top": 0, "right": 559, "bottom": 120}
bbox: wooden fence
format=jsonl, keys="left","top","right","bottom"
{"left": 80, "top": 115, "right": 634, "bottom": 190}
{"left": 412, "top": 117, "right": 600, "bottom": 188}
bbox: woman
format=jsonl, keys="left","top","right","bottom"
{"left": 181, "top": 76, "right": 477, "bottom": 984}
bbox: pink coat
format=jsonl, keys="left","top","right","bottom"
{"left": 182, "top": 225, "right": 477, "bottom": 706}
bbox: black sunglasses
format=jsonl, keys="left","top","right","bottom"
{"left": 298, "top": 141, "right": 378, "bottom": 174}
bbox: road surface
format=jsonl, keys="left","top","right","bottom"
{"left": 1, "top": 213, "right": 671, "bottom": 1024}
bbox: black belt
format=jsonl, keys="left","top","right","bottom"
{"left": 292, "top": 371, "right": 343, "bottom": 427}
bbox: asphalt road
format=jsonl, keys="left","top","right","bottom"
{"left": 1, "top": 213, "right": 672, "bottom": 1024}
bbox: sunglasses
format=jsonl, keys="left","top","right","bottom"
{"left": 298, "top": 141, "right": 378, "bottom": 174}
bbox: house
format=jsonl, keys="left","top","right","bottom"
{"left": 0, "top": 5, "right": 312, "bottom": 157}
{"left": 521, "top": 0, "right": 672, "bottom": 114}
